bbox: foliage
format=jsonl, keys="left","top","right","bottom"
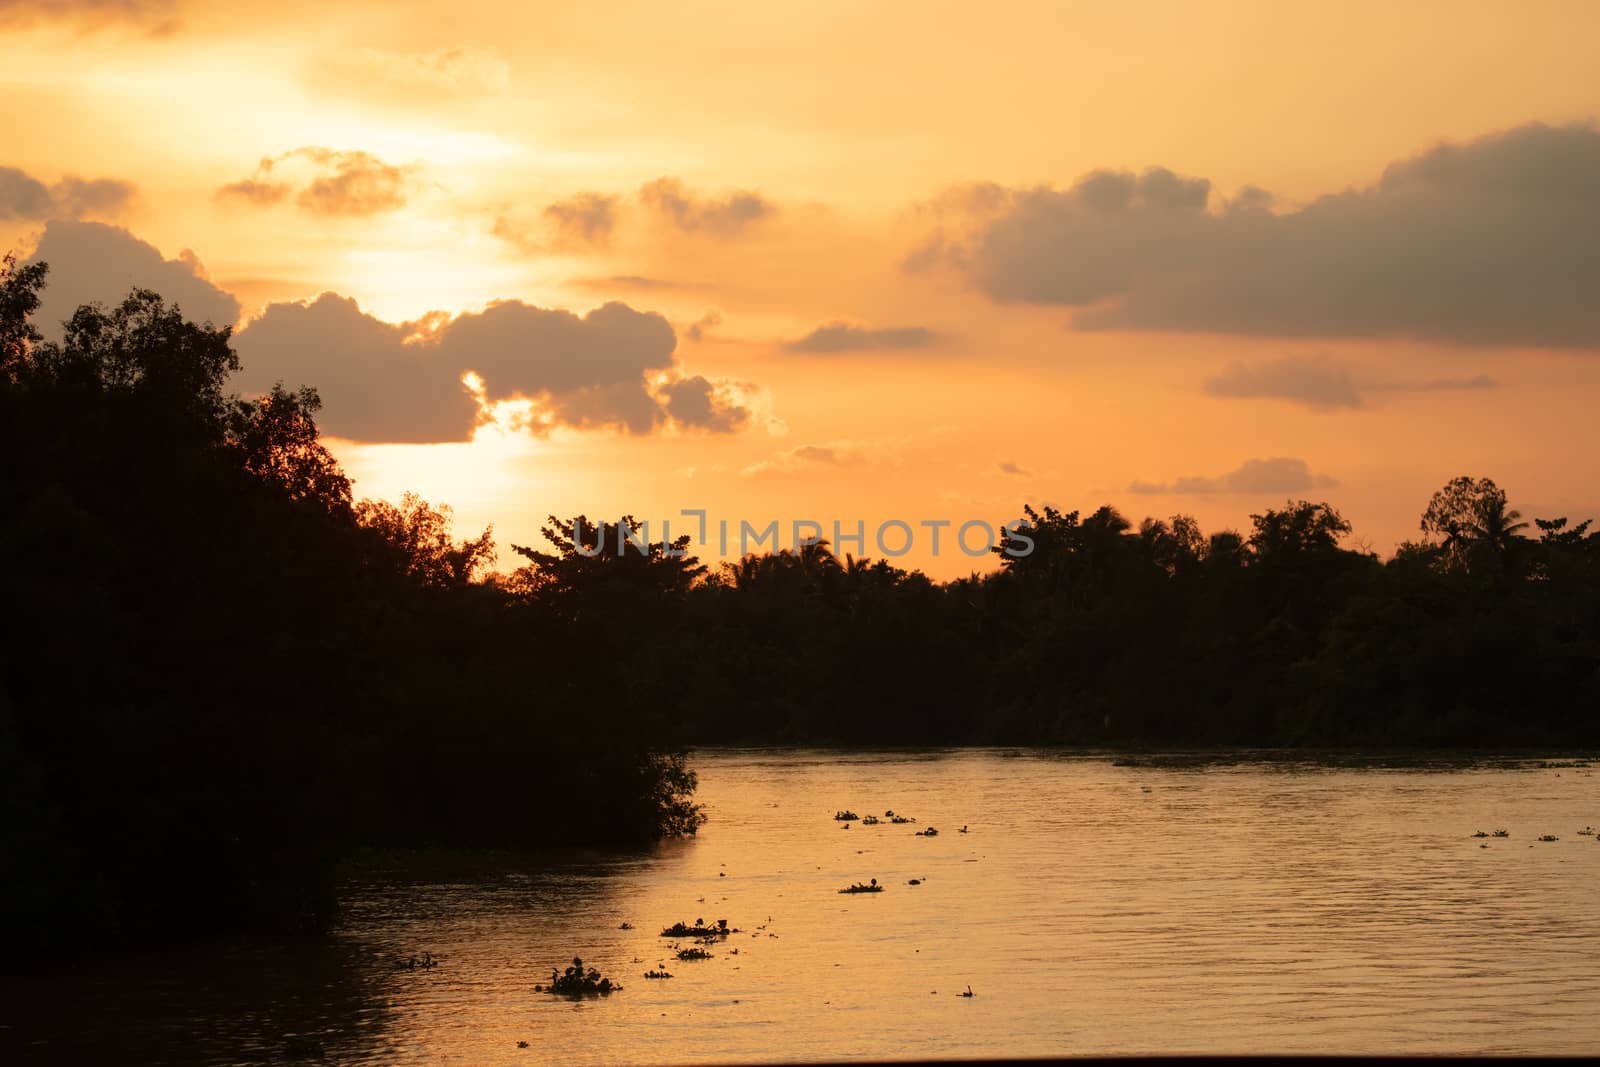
{"left": 538, "top": 957, "right": 619, "bottom": 995}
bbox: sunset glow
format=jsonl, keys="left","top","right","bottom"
{"left": 5, "top": 0, "right": 1600, "bottom": 576}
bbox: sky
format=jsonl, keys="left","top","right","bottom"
{"left": 4, "top": 0, "right": 1599, "bottom": 578}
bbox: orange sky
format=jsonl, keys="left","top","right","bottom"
{"left": 4, "top": 0, "right": 1599, "bottom": 577}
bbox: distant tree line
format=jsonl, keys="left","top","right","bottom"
{"left": 532, "top": 485, "right": 1597, "bottom": 749}
{"left": 3, "top": 257, "right": 1597, "bottom": 962}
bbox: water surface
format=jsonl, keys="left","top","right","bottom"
{"left": 6, "top": 749, "right": 1599, "bottom": 1062}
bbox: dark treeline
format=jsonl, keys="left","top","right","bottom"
{"left": 551, "top": 489, "right": 1599, "bottom": 749}
{"left": 4, "top": 258, "right": 1598, "bottom": 962}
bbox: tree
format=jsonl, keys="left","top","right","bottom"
{"left": 1248, "top": 500, "right": 1352, "bottom": 562}
{"left": 355, "top": 491, "right": 495, "bottom": 586}
{"left": 1419, "top": 475, "right": 1529, "bottom": 576}
{"left": 28, "top": 288, "right": 238, "bottom": 433}
{"left": 512, "top": 514, "right": 704, "bottom": 607}
{"left": 227, "top": 384, "right": 352, "bottom": 513}
{"left": 0, "top": 253, "right": 46, "bottom": 384}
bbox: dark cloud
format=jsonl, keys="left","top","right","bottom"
{"left": 998, "top": 460, "right": 1030, "bottom": 476}
{"left": 1, "top": 165, "right": 135, "bottom": 220}
{"left": 0, "top": 0, "right": 179, "bottom": 33}
{"left": 232, "top": 294, "right": 479, "bottom": 444}
{"left": 1204, "top": 354, "right": 1362, "bottom": 410}
{"left": 543, "top": 192, "right": 618, "bottom": 246}
{"left": 1131, "top": 457, "right": 1337, "bottom": 495}
{"left": 25, "top": 220, "right": 240, "bottom": 336}
{"left": 0, "top": 167, "right": 51, "bottom": 218}
{"left": 1204, "top": 354, "right": 1497, "bottom": 410}
{"left": 928, "top": 122, "right": 1600, "bottom": 348}
{"left": 217, "top": 148, "right": 408, "bottom": 216}
{"left": 640, "top": 177, "right": 774, "bottom": 236}
{"left": 785, "top": 321, "right": 937, "bottom": 354}
{"left": 493, "top": 192, "right": 618, "bottom": 254}
{"left": 234, "top": 294, "right": 751, "bottom": 443}
{"left": 660, "top": 374, "right": 750, "bottom": 433}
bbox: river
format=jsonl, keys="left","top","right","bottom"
{"left": 5, "top": 749, "right": 1598, "bottom": 1062}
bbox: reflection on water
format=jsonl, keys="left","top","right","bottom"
{"left": 4, "top": 750, "right": 1599, "bottom": 1062}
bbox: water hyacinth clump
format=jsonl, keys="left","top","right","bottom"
{"left": 839, "top": 878, "right": 884, "bottom": 894}
{"left": 676, "top": 946, "right": 714, "bottom": 961}
{"left": 661, "top": 918, "right": 734, "bottom": 937}
{"left": 537, "top": 957, "right": 620, "bottom": 996}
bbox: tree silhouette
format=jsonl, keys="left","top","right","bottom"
{"left": 356, "top": 491, "right": 495, "bottom": 586}
{"left": 1420, "top": 475, "right": 1530, "bottom": 576}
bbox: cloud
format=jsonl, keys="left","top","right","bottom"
{"left": 233, "top": 293, "right": 752, "bottom": 443}
{"left": 1204, "top": 354, "right": 1362, "bottom": 410}
{"left": 308, "top": 45, "right": 510, "bottom": 104}
{"left": 232, "top": 294, "right": 479, "bottom": 444}
{"left": 660, "top": 374, "right": 751, "bottom": 433}
{"left": 1, "top": 165, "right": 135, "bottom": 221}
{"left": 640, "top": 177, "right": 774, "bottom": 236}
{"left": 494, "top": 192, "right": 618, "bottom": 254}
{"left": 0, "top": 0, "right": 179, "bottom": 33}
{"left": 998, "top": 460, "right": 1030, "bottom": 477}
{"left": 741, "top": 442, "right": 856, "bottom": 477}
{"left": 217, "top": 148, "right": 408, "bottom": 216}
{"left": 1130, "top": 457, "right": 1338, "bottom": 495}
{"left": 543, "top": 193, "right": 617, "bottom": 246}
{"left": 24, "top": 220, "right": 240, "bottom": 335}
{"left": 215, "top": 179, "right": 289, "bottom": 206}
{"left": 784, "top": 322, "right": 937, "bottom": 354}
{"left": 1204, "top": 353, "right": 1497, "bottom": 410}
{"left": 686, "top": 310, "right": 721, "bottom": 342}
{"left": 925, "top": 122, "right": 1600, "bottom": 348}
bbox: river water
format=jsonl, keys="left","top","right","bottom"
{"left": 5, "top": 749, "right": 1599, "bottom": 1063}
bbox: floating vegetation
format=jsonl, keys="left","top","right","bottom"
{"left": 907, "top": 878, "right": 922, "bottom": 886}
{"left": 1492, "top": 829, "right": 1510, "bottom": 837}
{"left": 916, "top": 827, "right": 939, "bottom": 837}
{"left": 618, "top": 922, "right": 634, "bottom": 930}
{"left": 862, "top": 815, "right": 881, "bottom": 825}
{"left": 537, "top": 957, "right": 620, "bottom": 996}
{"left": 660, "top": 918, "right": 734, "bottom": 938}
{"left": 675, "top": 947, "right": 714, "bottom": 961}
{"left": 643, "top": 969, "right": 674, "bottom": 979}
{"left": 835, "top": 810, "right": 860, "bottom": 821}
{"left": 1472, "top": 831, "right": 1489, "bottom": 838}
{"left": 1579, "top": 826, "right": 1596, "bottom": 836}
{"left": 399, "top": 951, "right": 437, "bottom": 970}
{"left": 839, "top": 878, "right": 883, "bottom": 894}
{"left": 959, "top": 985, "right": 975, "bottom": 998}
{"left": 1538, "top": 834, "right": 1559, "bottom": 842}
{"left": 890, "top": 815, "right": 915, "bottom": 824}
